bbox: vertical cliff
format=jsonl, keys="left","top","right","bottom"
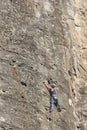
{"left": 0, "top": 0, "right": 87, "bottom": 130}
{"left": 71, "top": 1, "right": 87, "bottom": 130}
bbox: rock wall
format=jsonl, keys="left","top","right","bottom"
{"left": 0, "top": 0, "right": 87, "bottom": 130}
{"left": 71, "top": 1, "right": 87, "bottom": 130}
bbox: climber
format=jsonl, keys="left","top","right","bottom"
{"left": 43, "top": 81, "right": 61, "bottom": 113}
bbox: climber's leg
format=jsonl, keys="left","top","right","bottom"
{"left": 55, "top": 98, "right": 61, "bottom": 112}
{"left": 49, "top": 96, "right": 54, "bottom": 112}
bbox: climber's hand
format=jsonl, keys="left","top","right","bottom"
{"left": 43, "top": 81, "right": 48, "bottom": 85}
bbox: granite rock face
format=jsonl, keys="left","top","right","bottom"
{"left": 0, "top": 0, "right": 87, "bottom": 130}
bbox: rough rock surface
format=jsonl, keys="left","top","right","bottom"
{"left": 0, "top": 0, "right": 87, "bottom": 130}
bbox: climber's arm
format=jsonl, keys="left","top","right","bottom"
{"left": 43, "top": 81, "right": 52, "bottom": 90}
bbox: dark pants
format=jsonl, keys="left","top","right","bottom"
{"left": 50, "top": 95, "right": 60, "bottom": 110}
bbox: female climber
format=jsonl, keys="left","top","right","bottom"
{"left": 43, "top": 81, "right": 61, "bottom": 113}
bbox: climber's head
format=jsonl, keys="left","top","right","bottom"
{"left": 51, "top": 83, "right": 56, "bottom": 88}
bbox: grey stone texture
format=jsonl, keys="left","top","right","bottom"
{"left": 0, "top": 0, "right": 87, "bottom": 130}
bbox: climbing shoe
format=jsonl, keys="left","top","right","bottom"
{"left": 49, "top": 108, "right": 53, "bottom": 113}
{"left": 57, "top": 108, "right": 61, "bottom": 112}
